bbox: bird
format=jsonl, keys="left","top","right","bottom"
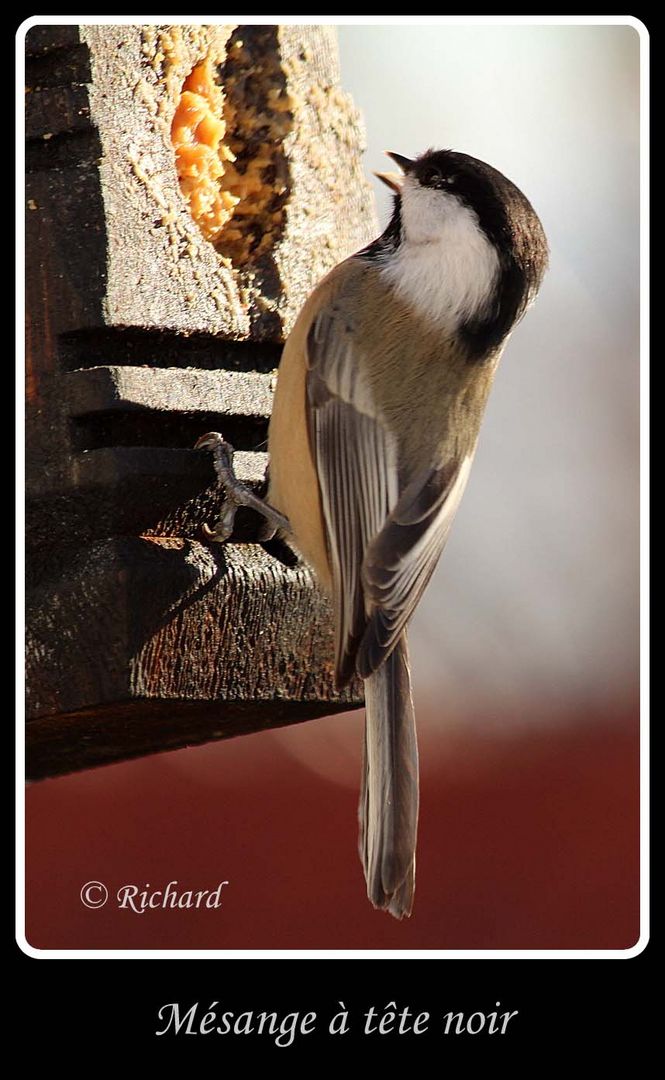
{"left": 197, "top": 148, "right": 548, "bottom": 918}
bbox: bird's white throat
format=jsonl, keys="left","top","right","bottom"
{"left": 381, "top": 177, "right": 500, "bottom": 329}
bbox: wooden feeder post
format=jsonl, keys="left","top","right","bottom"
{"left": 25, "top": 23, "right": 376, "bottom": 780}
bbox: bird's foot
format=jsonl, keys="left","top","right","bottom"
{"left": 194, "top": 431, "right": 291, "bottom": 543}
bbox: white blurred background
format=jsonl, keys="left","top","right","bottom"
{"left": 334, "top": 24, "right": 640, "bottom": 727}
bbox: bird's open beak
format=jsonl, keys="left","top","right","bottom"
{"left": 386, "top": 151, "right": 415, "bottom": 173}
{"left": 374, "top": 171, "right": 403, "bottom": 193}
{"left": 373, "top": 151, "right": 415, "bottom": 193}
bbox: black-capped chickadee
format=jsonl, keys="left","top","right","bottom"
{"left": 198, "top": 148, "right": 548, "bottom": 918}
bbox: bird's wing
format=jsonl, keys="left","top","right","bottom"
{"left": 306, "top": 306, "right": 399, "bottom": 684}
{"left": 356, "top": 454, "right": 472, "bottom": 678}
{"left": 306, "top": 299, "right": 473, "bottom": 684}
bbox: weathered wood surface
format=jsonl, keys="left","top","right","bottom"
{"left": 25, "top": 23, "right": 376, "bottom": 778}
{"left": 26, "top": 542, "right": 359, "bottom": 780}
{"left": 26, "top": 23, "right": 374, "bottom": 345}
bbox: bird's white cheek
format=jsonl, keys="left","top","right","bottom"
{"left": 383, "top": 181, "right": 500, "bottom": 328}
{"left": 399, "top": 182, "right": 447, "bottom": 245}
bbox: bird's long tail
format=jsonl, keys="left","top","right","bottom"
{"left": 359, "top": 632, "right": 419, "bottom": 919}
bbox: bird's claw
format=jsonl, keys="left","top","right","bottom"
{"left": 195, "top": 430, "right": 291, "bottom": 543}
{"left": 195, "top": 431, "right": 238, "bottom": 542}
{"left": 200, "top": 502, "right": 237, "bottom": 543}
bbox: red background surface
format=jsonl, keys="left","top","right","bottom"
{"left": 25, "top": 705, "right": 639, "bottom": 951}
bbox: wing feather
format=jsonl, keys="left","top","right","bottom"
{"left": 307, "top": 318, "right": 398, "bottom": 684}
{"left": 305, "top": 303, "right": 471, "bottom": 685}
{"left": 356, "top": 456, "right": 473, "bottom": 678}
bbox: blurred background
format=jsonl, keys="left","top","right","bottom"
{"left": 26, "top": 22, "right": 640, "bottom": 951}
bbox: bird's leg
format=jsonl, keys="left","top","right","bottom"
{"left": 194, "top": 431, "right": 291, "bottom": 543}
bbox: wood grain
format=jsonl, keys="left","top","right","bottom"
{"left": 25, "top": 23, "right": 375, "bottom": 778}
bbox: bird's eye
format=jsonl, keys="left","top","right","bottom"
{"left": 420, "top": 166, "right": 443, "bottom": 187}
{"left": 420, "top": 167, "right": 454, "bottom": 189}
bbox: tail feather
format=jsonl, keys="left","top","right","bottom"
{"left": 359, "top": 632, "right": 419, "bottom": 919}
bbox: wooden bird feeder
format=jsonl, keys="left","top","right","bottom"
{"left": 25, "top": 23, "right": 375, "bottom": 780}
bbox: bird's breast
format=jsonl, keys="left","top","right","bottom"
{"left": 267, "top": 300, "right": 333, "bottom": 594}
